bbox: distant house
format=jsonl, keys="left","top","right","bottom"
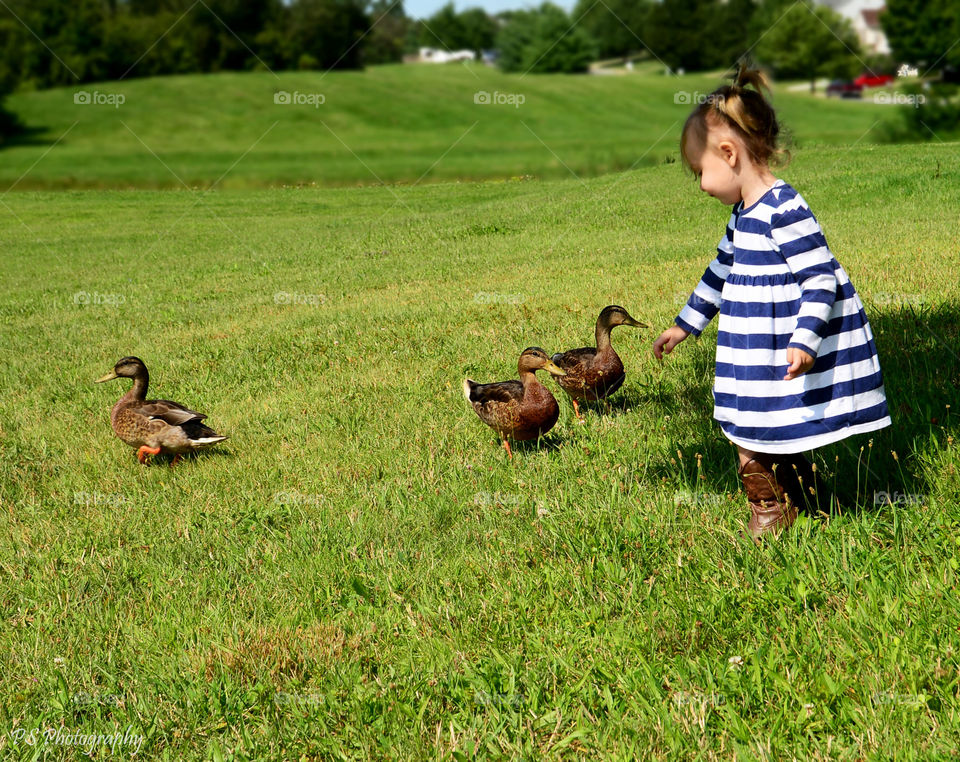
{"left": 817, "top": 1, "right": 890, "bottom": 55}
{"left": 408, "top": 47, "right": 476, "bottom": 64}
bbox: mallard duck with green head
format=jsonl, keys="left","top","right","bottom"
{"left": 463, "top": 347, "right": 567, "bottom": 458}
{"left": 96, "top": 356, "right": 228, "bottom": 465}
{"left": 551, "top": 305, "right": 648, "bottom": 422}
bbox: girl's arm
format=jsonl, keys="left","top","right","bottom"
{"left": 769, "top": 201, "right": 838, "bottom": 362}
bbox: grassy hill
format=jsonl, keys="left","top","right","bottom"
{"left": 2, "top": 63, "right": 894, "bottom": 189}
{"left": 1, "top": 140, "right": 959, "bottom": 758}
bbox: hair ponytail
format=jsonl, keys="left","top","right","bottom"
{"left": 681, "top": 62, "right": 788, "bottom": 171}
{"left": 732, "top": 63, "right": 769, "bottom": 93}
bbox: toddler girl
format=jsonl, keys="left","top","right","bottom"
{"left": 653, "top": 65, "right": 891, "bottom": 538}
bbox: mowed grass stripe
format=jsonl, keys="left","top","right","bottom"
{"left": 4, "top": 63, "right": 893, "bottom": 190}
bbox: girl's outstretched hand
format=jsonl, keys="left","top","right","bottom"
{"left": 653, "top": 325, "right": 691, "bottom": 360}
{"left": 784, "top": 347, "right": 815, "bottom": 380}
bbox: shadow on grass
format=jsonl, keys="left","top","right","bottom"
{"left": 504, "top": 433, "right": 566, "bottom": 457}
{"left": 818, "top": 301, "right": 960, "bottom": 517}
{"left": 145, "top": 448, "right": 235, "bottom": 467}
{"left": 0, "top": 123, "right": 51, "bottom": 150}
{"left": 566, "top": 390, "right": 646, "bottom": 419}
{"left": 627, "top": 302, "right": 960, "bottom": 521}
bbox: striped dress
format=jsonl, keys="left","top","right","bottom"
{"left": 675, "top": 180, "right": 891, "bottom": 454}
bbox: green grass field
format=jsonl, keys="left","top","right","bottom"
{"left": 3, "top": 62, "right": 892, "bottom": 189}
{"left": 2, "top": 66, "right": 960, "bottom": 760}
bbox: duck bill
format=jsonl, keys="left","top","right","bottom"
{"left": 95, "top": 370, "right": 118, "bottom": 383}
{"left": 625, "top": 317, "right": 649, "bottom": 328}
{"left": 543, "top": 360, "right": 567, "bottom": 377}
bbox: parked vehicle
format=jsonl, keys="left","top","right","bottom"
{"left": 854, "top": 73, "right": 895, "bottom": 88}
{"left": 826, "top": 80, "right": 863, "bottom": 98}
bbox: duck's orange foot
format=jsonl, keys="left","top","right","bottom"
{"left": 502, "top": 439, "right": 513, "bottom": 460}
{"left": 572, "top": 399, "right": 585, "bottom": 424}
{"left": 136, "top": 445, "right": 162, "bottom": 464}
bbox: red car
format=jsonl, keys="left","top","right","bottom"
{"left": 826, "top": 79, "right": 862, "bottom": 98}
{"left": 854, "top": 73, "right": 895, "bottom": 88}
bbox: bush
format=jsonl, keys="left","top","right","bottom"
{"left": 877, "top": 83, "right": 960, "bottom": 142}
{"left": 0, "top": 19, "right": 19, "bottom": 142}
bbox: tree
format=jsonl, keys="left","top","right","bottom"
{"left": 881, "top": 0, "right": 960, "bottom": 72}
{"left": 457, "top": 8, "right": 496, "bottom": 53}
{"left": 497, "top": 3, "right": 597, "bottom": 74}
{"left": 572, "top": 0, "right": 650, "bottom": 60}
{"left": 753, "top": 0, "right": 861, "bottom": 91}
{"left": 711, "top": 0, "right": 759, "bottom": 69}
{"left": 417, "top": 2, "right": 465, "bottom": 50}
{"left": 102, "top": 9, "right": 203, "bottom": 79}
{"left": 192, "top": 0, "right": 284, "bottom": 72}
{"left": 0, "top": 0, "right": 394, "bottom": 89}
{"left": 0, "top": 25, "right": 19, "bottom": 142}
{"left": 415, "top": 3, "right": 494, "bottom": 54}
{"left": 363, "top": 0, "right": 409, "bottom": 64}
{"left": 0, "top": 0, "right": 113, "bottom": 88}
{"left": 287, "top": 0, "right": 368, "bottom": 70}
{"left": 645, "top": 0, "right": 719, "bottom": 72}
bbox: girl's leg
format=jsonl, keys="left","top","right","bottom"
{"left": 736, "top": 447, "right": 797, "bottom": 538}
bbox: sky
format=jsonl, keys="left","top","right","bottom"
{"left": 404, "top": 0, "right": 574, "bottom": 19}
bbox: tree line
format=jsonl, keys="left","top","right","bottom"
{"left": 1, "top": 0, "right": 956, "bottom": 139}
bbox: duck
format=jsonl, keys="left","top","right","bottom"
{"left": 96, "top": 356, "right": 228, "bottom": 465}
{"left": 463, "top": 347, "right": 567, "bottom": 458}
{"left": 551, "top": 305, "right": 648, "bottom": 422}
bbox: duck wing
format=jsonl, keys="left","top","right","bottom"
{"left": 466, "top": 380, "right": 523, "bottom": 406}
{"left": 551, "top": 347, "right": 596, "bottom": 376}
{"left": 132, "top": 398, "right": 207, "bottom": 427}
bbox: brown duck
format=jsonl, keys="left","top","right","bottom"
{"left": 551, "top": 305, "right": 648, "bottom": 421}
{"left": 96, "top": 356, "right": 228, "bottom": 465}
{"left": 463, "top": 347, "right": 567, "bottom": 458}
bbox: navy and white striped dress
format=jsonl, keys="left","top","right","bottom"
{"left": 676, "top": 180, "right": 891, "bottom": 454}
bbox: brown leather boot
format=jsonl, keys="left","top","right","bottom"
{"left": 739, "top": 453, "right": 798, "bottom": 539}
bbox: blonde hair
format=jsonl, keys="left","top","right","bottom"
{"left": 680, "top": 63, "right": 787, "bottom": 171}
